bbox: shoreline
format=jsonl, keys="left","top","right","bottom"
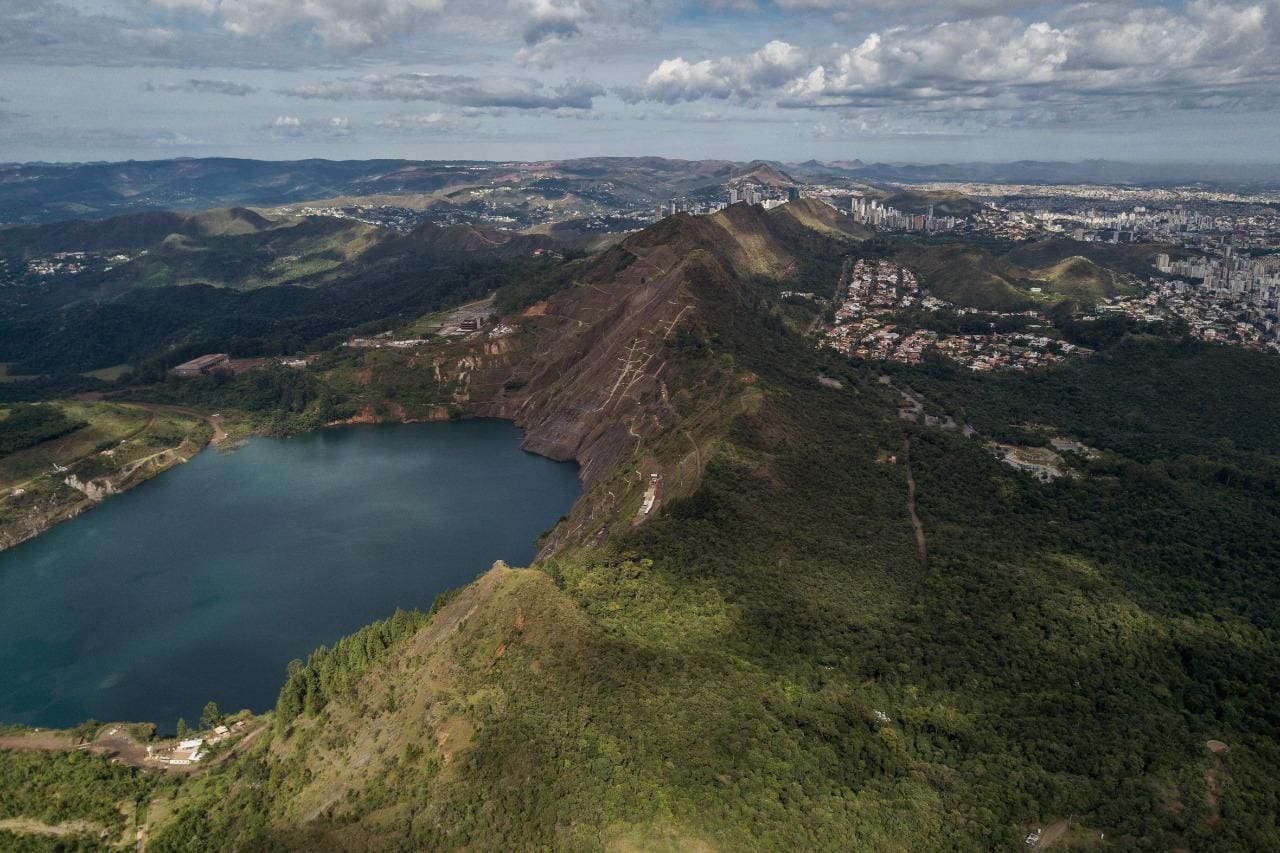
{"left": 0, "top": 403, "right": 216, "bottom": 555}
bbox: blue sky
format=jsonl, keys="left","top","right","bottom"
{"left": 1, "top": 0, "right": 1278, "bottom": 163}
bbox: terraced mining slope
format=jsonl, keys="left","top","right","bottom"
{"left": 317, "top": 202, "right": 813, "bottom": 548}
{"left": 10, "top": 201, "right": 1280, "bottom": 851}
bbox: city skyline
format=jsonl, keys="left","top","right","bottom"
{"left": 2, "top": 0, "right": 1280, "bottom": 164}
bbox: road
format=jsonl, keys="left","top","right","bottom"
{"left": 0, "top": 721, "right": 267, "bottom": 774}
{"left": 133, "top": 404, "right": 226, "bottom": 446}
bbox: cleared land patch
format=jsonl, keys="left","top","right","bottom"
{"left": 0, "top": 401, "right": 211, "bottom": 551}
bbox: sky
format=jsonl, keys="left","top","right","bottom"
{"left": 1, "top": 0, "right": 1278, "bottom": 164}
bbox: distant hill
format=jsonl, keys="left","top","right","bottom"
{"left": 874, "top": 188, "right": 984, "bottom": 218}
{"left": 4, "top": 156, "right": 1276, "bottom": 228}
{"left": 1000, "top": 238, "right": 1182, "bottom": 280}
{"left": 0, "top": 157, "right": 746, "bottom": 226}
{"left": 767, "top": 196, "right": 872, "bottom": 241}
{"left": 1027, "top": 255, "right": 1133, "bottom": 302}
{"left": 728, "top": 161, "right": 798, "bottom": 188}
{"left": 890, "top": 243, "right": 1039, "bottom": 311}
{"left": 0, "top": 207, "right": 275, "bottom": 256}
{"left": 379, "top": 221, "right": 560, "bottom": 258}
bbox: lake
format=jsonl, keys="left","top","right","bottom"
{"left": 0, "top": 420, "right": 580, "bottom": 731}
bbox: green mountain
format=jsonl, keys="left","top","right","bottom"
{"left": 4, "top": 200, "right": 1280, "bottom": 851}
{"left": 889, "top": 243, "right": 1040, "bottom": 310}
{"left": 0, "top": 207, "right": 275, "bottom": 256}
{"left": 1028, "top": 255, "right": 1133, "bottom": 302}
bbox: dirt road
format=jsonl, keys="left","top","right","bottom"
{"left": 1035, "top": 818, "right": 1071, "bottom": 848}
{"left": 133, "top": 404, "right": 226, "bottom": 446}
{"left": 0, "top": 721, "right": 267, "bottom": 775}
{"left": 903, "top": 438, "right": 927, "bottom": 566}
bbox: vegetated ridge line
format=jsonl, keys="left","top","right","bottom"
{"left": 903, "top": 437, "right": 927, "bottom": 566}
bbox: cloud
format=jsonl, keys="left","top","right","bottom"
{"left": 520, "top": 0, "right": 589, "bottom": 43}
{"left": 144, "top": 78, "right": 258, "bottom": 96}
{"left": 626, "top": 1, "right": 1280, "bottom": 125}
{"left": 620, "top": 40, "right": 808, "bottom": 103}
{"left": 144, "top": 0, "right": 447, "bottom": 49}
{"left": 278, "top": 73, "right": 604, "bottom": 109}
{"left": 135, "top": 0, "right": 621, "bottom": 52}
{"left": 269, "top": 114, "right": 354, "bottom": 139}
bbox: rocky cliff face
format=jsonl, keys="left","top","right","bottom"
{"left": 478, "top": 204, "right": 796, "bottom": 488}
{"left": 325, "top": 199, "right": 845, "bottom": 555}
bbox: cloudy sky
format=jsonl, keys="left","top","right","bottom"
{"left": 1, "top": 0, "right": 1278, "bottom": 163}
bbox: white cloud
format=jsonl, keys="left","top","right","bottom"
{"left": 621, "top": 39, "right": 808, "bottom": 103}
{"left": 627, "top": 1, "right": 1280, "bottom": 126}
{"left": 133, "top": 0, "right": 632, "bottom": 51}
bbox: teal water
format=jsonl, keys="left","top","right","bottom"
{"left": 0, "top": 420, "right": 579, "bottom": 731}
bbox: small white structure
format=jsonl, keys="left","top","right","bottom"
{"left": 168, "top": 737, "right": 205, "bottom": 765}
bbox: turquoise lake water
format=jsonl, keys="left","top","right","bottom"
{"left": 0, "top": 420, "right": 580, "bottom": 731}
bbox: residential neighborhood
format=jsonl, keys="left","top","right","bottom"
{"left": 819, "top": 259, "right": 1084, "bottom": 371}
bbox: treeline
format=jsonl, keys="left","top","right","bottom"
{"left": 0, "top": 403, "right": 87, "bottom": 455}
{"left": 131, "top": 365, "right": 356, "bottom": 435}
{"left": 275, "top": 608, "right": 428, "bottom": 730}
{"left": 0, "top": 749, "right": 156, "bottom": 836}
{"left": 889, "top": 337, "right": 1280, "bottom": 461}
{"left": 0, "top": 246, "right": 565, "bottom": 375}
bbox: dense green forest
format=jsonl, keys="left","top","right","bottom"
{"left": 0, "top": 230, "right": 564, "bottom": 374}
{"left": 0, "top": 403, "right": 87, "bottom": 455}
{"left": 0, "top": 749, "right": 156, "bottom": 837}
{"left": 274, "top": 608, "right": 428, "bottom": 729}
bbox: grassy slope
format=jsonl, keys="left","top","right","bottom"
{"left": 119, "top": 219, "right": 382, "bottom": 291}
{"left": 1001, "top": 238, "right": 1184, "bottom": 280}
{"left": 1028, "top": 255, "right": 1134, "bottom": 302}
{"left": 889, "top": 243, "right": 1040, "bottom": 311}
{"left": 881, "top": 238, "right": 1144, "bottom": 310}
{"left": 767, "top": 197, "right": 872, "bottom": 243}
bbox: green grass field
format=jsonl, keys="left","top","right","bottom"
{"left": 82, "top": 364, "right": 133, "bottom": 382}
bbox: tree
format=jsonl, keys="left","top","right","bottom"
{"left": 200, "top": 701, "right": 224, "bottom": 731}
{"left": 176, "top": 718, "right": 190, "bottom": 737}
